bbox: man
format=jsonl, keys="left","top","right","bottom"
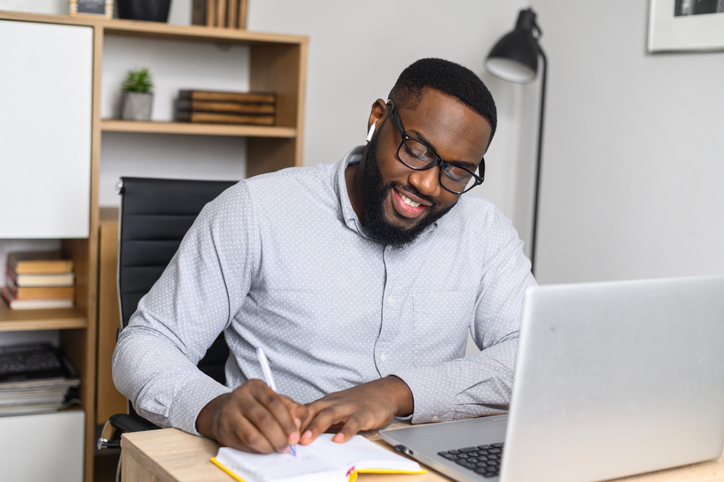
{"left": 113, "top": 58, "right": 535, "bottom": 455}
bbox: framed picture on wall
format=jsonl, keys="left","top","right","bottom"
{"left": 70, "top": 0, "right": 114, "bottom": 19}
{"left": 648, "top": 0, "right": 724, "bottom": 52}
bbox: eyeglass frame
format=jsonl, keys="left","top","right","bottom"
{"left": 385, "top": 99, "right": 486, "bottom": 195}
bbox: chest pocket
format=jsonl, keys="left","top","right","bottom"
{"left": 413, "top": 290, "right": 475, "bottom": 367}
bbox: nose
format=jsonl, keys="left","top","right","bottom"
{"left": 408, "top": 166, "right": 441, "bottom": 198}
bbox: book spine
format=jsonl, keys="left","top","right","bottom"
{"left": 228, "top": 0, "right": 238, "bottom": 29}
{"left": 179, "top": 90, "right": 276, "bottom": 104}
{"left": 238, "top": 0, "right": 248, "bottom": 29}
{"left": 206, "top": 0, "right": 216, "bottom": 27}
{"left": 192, "top": 0, "right": 206, "bottom": 25}
{"left": 216, "top": 0, "right": 227, "bottom": 28}
{"left": 178, "top": 112, "right": 275, "bottom": 125}
{"left": 11, "top": 260, "right": 74, "bottom": 275}
{"left": 177, "top": 99, "right": 276, "bottom": 114}
{"left": 9, "top": 284, "right": 75, "bottom": 301}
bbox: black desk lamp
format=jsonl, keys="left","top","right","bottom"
{"left": 485, "top": 8, "right": 546, "bottom": 275}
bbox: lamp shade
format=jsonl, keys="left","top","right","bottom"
{"left": 485, "top": 9, "right": 540, "bottom": 84}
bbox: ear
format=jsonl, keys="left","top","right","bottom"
{"left": 366, "top": 98, "right": 387, "bottom": 134}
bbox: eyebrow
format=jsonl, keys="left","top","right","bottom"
{"left": 409, "top": 129, "right": 478, "bottom": 171}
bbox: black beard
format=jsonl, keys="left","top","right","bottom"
{"left": 361, "top": 132, "right": 454, "bottom": 249}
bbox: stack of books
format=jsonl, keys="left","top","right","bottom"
{"left": 1, "top": 251, "right": 75, "bottom": 310}
{"left": 0, "top": 343, "right": 81, "bottom": 416}
{"left": 192, "top": 0, "right": 248, "bottom": 29}
{"left": 175, "top": 90, "right": 276, "bottom": 126}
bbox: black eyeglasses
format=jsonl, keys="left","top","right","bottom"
{"left": 387, "top": 99, "right": 485, "bottom": 195}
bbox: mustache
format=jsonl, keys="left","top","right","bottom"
{"left": 389, "top": 182, "right": 439, "bottom": 209}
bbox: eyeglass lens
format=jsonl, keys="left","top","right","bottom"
{"left": 397, "top": 139, "right": 479, "bottom": 193}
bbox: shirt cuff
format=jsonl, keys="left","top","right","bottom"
{"left": 168, "top": 373, "right": 232, "bottom": 436}
{"left": 390, "top": 365, "right": 455, "bottom": 424}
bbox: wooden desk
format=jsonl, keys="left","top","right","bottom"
{"left": 121, "top": 426, "right": 724, "bottom": 481}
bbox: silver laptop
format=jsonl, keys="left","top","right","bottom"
{"left": 380, "top": 276, "right": 724, "bottom": 482}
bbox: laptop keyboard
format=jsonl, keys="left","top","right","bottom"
{"left": 438, "top": 442, "right": 504, "bottom": 479}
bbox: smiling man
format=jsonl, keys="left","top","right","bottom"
{"left": 113, "top": 58, "right": 535, "bottom": 456}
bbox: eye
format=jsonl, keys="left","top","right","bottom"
{"left": 443, "top": 164, "right": 472, "bottom": 183}
{"left": 403, "top": 140, "right": 428, "bottom": 159}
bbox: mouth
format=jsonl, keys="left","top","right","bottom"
{"left": 391, "top": 187, "right": 429, "bottom": 219}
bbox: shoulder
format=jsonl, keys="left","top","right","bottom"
{"left": 442, "top": 194, "right": 514, "bottom": 234}
{"left": 244, "top": 163, "right": 337, "bottom": 197}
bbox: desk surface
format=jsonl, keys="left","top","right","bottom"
{"left": 121, "top": 425, "right": 724, "bottom": 482}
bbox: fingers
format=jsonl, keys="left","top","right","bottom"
{"left": 299, "top": 402, "right": 375, "bottom": 445}
{"left": 214, "top": 379, "right": 301, "bottom": 453}
{"left": 280, "top": 394, "right": 309, "bottom": 433}
{"left": 333, "top": 412, "right": 375, "bottom": 443}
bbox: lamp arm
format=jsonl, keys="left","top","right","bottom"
{"left": 529, "top": 44, "right": 547, "bottom": 276}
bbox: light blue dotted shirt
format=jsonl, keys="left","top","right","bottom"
{"left": 112, "top": 146, "right": 536, "bottom": 435}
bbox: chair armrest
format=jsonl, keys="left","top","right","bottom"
{"left": 109, "top": 413, "right": 160, "bottom": 433}
{"left": 97, "top": 413, "right": 160, "bottom": 450}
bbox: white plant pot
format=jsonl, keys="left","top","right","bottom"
{"left": 121, "top": 91, "right": 153, "bottom": 121}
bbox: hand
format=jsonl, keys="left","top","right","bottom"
{"left": 196, "top": 379, "right": 308, "bottom": 454}
{"left": 299, "top": 376, "right": 413, "bottom": 445}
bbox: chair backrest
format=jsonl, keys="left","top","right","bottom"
{"left": 117, "top": 177, "right": 236, "bottom": 384}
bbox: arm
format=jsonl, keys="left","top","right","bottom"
{"left": 112, "top": 183, "right": 304, "bottom": 452}
{"left": 395, "top": 213, "right": 535, "bottom": 423}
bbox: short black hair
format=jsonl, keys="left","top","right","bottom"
{"left": 389, "top": 58, "right": 497, "bottom": 145}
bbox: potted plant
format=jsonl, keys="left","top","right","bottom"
{"left": 121, "top": 68, "right": 154, "bottom": 121}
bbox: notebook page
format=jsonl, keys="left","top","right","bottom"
{"left": 214, "top": 437, "right": 346, "bottom": 482}
{"left": 311, "top": 434, "right": 422, "bottom": 472}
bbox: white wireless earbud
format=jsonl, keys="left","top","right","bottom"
{"left": 366, "top": 123, "right": 376, "bottom": 143}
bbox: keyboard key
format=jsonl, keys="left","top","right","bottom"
{"left": 460, "top": 446, "right": 479, "bottom": 453}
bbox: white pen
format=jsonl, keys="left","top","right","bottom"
{"left": 256, "top": 346, "right": 297, "bottom": 456}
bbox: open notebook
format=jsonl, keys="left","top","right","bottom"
{"left": 211, "top": 433, "right": 426, "bottom": 482}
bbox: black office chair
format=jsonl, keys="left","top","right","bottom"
{"left": 97, "top": 177, "right": 237, "bottom": 473}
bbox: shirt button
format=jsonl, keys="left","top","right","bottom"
{"left": 380, "top": 353, "right": 387, "bottom": 361}
{"left": 432, "top": 416, "right": 439, "bottom": 422}
{"left": 387, "top": 295, "right": 395, "bottom": 305}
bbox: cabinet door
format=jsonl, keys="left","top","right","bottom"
{"left": 0, "top": 20, "right": 93, "bottom": 238}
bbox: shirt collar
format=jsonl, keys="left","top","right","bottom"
{"left": 334, "top": 145, "right": 365, "bottom": 233}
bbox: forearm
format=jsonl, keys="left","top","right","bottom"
{"left": 113, "top": 325, "right": 231, "bottom": 434}
{"left": 391, "top": 337, "right": 517, "bottom": 423}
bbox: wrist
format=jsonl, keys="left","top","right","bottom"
{"left": 196, "top": 393, "right": 229, "bottom": 439}
{"left": 385, "top": 376, "right": 414, "bottom": 417}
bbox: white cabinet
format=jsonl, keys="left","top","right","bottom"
{"left": 0, "top": 20, "right": 92, "bottom": 238}
{"left": 0, "top": 410, "right": 85, "bottom": 481}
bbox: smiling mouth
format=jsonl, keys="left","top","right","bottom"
{"left": 399, "top": 191, "right": 420, "bottom": 208}
{"left": 391, "top": 187, "right": 430, "bottom": 219}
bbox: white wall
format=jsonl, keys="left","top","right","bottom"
{"left": 527, "top": 0, "right": 724, "bottom": 283}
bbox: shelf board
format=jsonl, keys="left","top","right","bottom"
{"left": 0, "top": 304, "right": 87, "bottom": 331}
{"left": 101, "top": 120, "right": 297, "bottom": 138}
{"left": 0, "top": 11, "right": 307, "bottom": 46}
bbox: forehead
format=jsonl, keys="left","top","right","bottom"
{"left": 395, "top": 88, "right": 491, "bottom": 165}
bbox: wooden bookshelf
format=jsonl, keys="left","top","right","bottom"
{"left": 0, "top": 10, "right": 307, "bottom": 482}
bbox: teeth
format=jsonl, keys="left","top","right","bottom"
{"left": 399, "top": 192, "right": 420, "bottom": 208}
